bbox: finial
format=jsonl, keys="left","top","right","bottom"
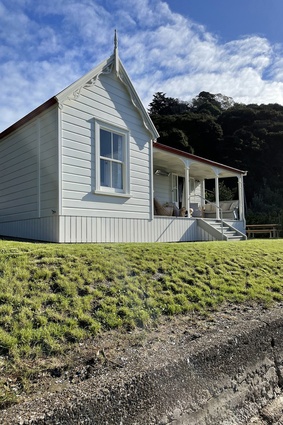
{"left": 114, "top": 29, "right": 119, "bottom": 75}
{"left": 114, "top": 29, "right": 118, "bottom": 51}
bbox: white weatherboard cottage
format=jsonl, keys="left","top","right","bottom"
{"left": 0, "top": 37, "right": 247, "bottom": 243}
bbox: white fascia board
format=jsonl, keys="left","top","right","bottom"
{"left": 55, "top": 56, "right": 113, "bottom": 105}
{"left": 117, "top": 60, "right": 160, "bottom": 140}
{"left": 55, "top": 53, "right": 159, "bottom": 141}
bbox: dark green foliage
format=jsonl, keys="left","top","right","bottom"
{"left": 148, "top": 92, "right": 189, "bottom": 116}
{"left": 206, "top": 181, "right": 237, "bottom": 202}
{"left": 153, "top": 110, "right": 223, "bottom": 158}
{"left": 150, "top": 92, "right": 283, "bottom": 224}
{"left": 191, "top": 91, "right": 225, "bottom": 117}
{"left": 158, "top": 128, "right": 190, "bottom": 151}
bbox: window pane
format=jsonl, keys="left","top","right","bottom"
{"left": 100, "top": 129, "right": 111, "bottom": 158}
{"left": 100, "top": 159, "right": 111, "bottom": 187}
{"left": 113, "top": 134, "right": 123, "bottom": 161}
{"left": 112, "top": 162, "right": 123, "bottom": 189}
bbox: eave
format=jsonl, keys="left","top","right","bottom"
{"left": 1, "top": 55, "right": 159, "bottom": 142}
{"left": 0, "top": 97, "right": 57, "bottom": 140}
{"left": 153, "top": 142, "right": 247, "bottom": 179}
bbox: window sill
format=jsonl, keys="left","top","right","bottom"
{"left": 94, "top": 190, "right": 131, "bottom": 199}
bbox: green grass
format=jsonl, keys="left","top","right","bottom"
{"left": 0, "top": 238, "right": 283, "bottom": 406}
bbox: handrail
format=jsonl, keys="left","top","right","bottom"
{"left": 195, "top": 196, "right": 224, "bottom": 240}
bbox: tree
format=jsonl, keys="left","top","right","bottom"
{"left": 149, "top": 91, "right": 283, "bottom": 223}
{"left": 206, "top": 181, "right": 237, "bottom": 202}
{"left": 190, "top": 91, "right": 223, "bottom": 117}
{"left": 158, "top": 128, "right": 191, "bottom": 152}
{"left": 148, "top": 92, "right": 189, "bottom": 116}
{"left": 214, "top": 93, "right": 235, "bottom": 110}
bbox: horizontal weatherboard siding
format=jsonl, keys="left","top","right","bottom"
{"left": 0, "top": 107, "right": 58, "bottom": 237}
{"left": 61, "top": 70, "right": 152, "bottom": 219}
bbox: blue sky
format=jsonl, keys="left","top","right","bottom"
{"left": 1, "top": 0, "right": 283, "bottom": 132}
{"left": 167, "top": 0, "right": 283, "bottom": 45}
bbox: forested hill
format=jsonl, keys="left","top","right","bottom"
{"left": 149, "top": 91, "right": 283, "bottom": 224}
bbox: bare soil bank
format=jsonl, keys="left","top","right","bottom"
{"left": 1, "top": 303, "right": 283, "bottom": 424}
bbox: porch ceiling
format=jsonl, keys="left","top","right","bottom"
{"left": 153, "top": 148, "right": 242, "bottom": 180}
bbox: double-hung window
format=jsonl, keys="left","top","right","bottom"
{"left": 95, "top": 121, "right": 130, "bottom": 196}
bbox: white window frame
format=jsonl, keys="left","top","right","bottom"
{"left": 94, "top": 120, "right": 130, "bottom": 197}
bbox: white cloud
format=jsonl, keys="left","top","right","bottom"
{"left": 1, "top": 0, "right": 283, "bottom": 132}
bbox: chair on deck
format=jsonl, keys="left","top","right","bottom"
{"left": 154, "top": 199, "right": 188, "bottom": 217}
{"left": 154, "top": 198, "right": 173, "bottom": 216}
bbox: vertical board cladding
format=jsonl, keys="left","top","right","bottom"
{"left": 228, "top": 220, "right": 245, "bottom": 234}
{"left": 0, "top": 216, "right": 59, "bottom": 242}
{"left": 0, "top": 106, "right": 58, "bottom": 226}
{"left": 60, "top": 71, "right": 151, "bottom": 220}
{"left": 58, "top": 216, "right": 200, "bottom": 243}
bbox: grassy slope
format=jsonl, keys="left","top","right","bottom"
{"left": 0, "top": 239, "right": 283, "bottom": 405}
